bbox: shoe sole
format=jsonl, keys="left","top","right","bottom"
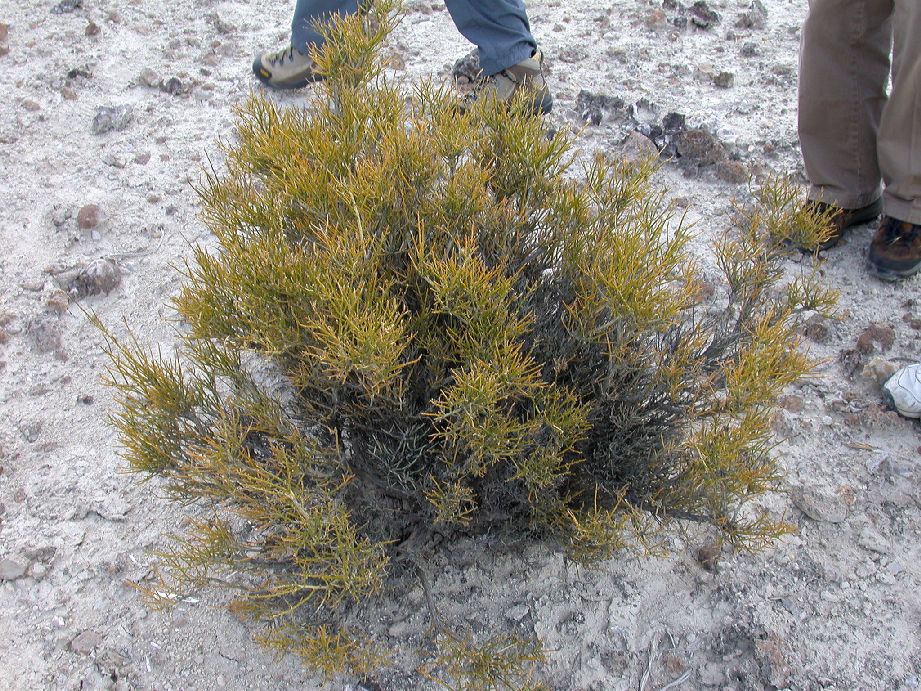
{"left": 457, "top": 90, "right": 554, "bottom": 116}
{"left": 867, "top": 260, "right": 921, "bottom": 282}
{"left": 252, "top": 57, "right": 323, "bottom": 91}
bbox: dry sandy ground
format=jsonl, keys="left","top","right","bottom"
{"left": 1, "top": 0, "right": 920, "bottom": 689}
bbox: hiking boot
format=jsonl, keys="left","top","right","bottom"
{"left": 252, "top": 46, "right": 322, "bottom": 90}
{"left": 798, "top": 198, "right": 882, "bottom": 251}
{"left": 462, "top": 50, "right": 553, "bottom": 115}
{"left": 883, "top": 363, "right": 921, "bottom": 419}
{"left": 867, "top": 215, "right": 921, "bottom": 281}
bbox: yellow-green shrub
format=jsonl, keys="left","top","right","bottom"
{"left": 104, "top": 3, "right": 833, "bottom": 684}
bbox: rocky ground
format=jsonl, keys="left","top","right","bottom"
{"left": 1, "top": 0, "right": 920, "bottom": 689}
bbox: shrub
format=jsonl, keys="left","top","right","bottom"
{"left": 103, "top": 2, "right": 833, "bottom": 685}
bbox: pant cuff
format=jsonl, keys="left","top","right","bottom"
{"left": 479, "top": 42, "right": 536, "bottom": 77}
{"left": 883, "top": 194, "right": 921, "bottom": 225}
{"left": 807, "top": 185, "right": 882, "bottom": 210}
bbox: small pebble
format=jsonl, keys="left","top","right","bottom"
{"left": 67, "top": 258, "right": 121, "bottom": 298}
{"left": 70, "top": 630, "right": 103, "bottom": 655}
{"left": 0, "top": 558, "right": 27, "bottom": 581}
{"left": 505, "top": 603, "right": 530, "bottom": 622}
{"left": 92, "top": 105, "right": 133, "bottom": 135}
{"left": 138, "top": 67, "right": 159, "bottom": 87}
{"left": 713, "top": 71, "right": 734, "bottom": 88}
{"left": 50, "top": 0, "right": 82, "bottom": 14}
{"left": 791, "top": 486, "right": 848, "bottom": 523}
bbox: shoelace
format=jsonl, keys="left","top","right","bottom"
{"left": 880, "top": 217, "right": 921, "bottom": 245}
{"left": 269, "top": 46, "right": 297, "bottom": 66}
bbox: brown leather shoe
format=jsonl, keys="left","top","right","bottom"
{"left": 868, "top": 216, "right": 921, "bottom": 281}
{"left": 460, "top": 50, "right": 553, "bottom": 115}
{"left": 801, "top": 198, "right": 882, "bottom": 251}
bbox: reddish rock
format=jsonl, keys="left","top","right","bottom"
{"left": 856, "top": 323, "right": 895, "bottom": 354}
{"left": 645, "top": 9, "right": 667, "bottom": 28}
{"left": 778, "top": 394, "right": 804, "bottom": 413}
{"left": 676, "top": 128, "right": 727, "bottom": 165}
{"left": 715, "top": 159, "right": 748, "bottom": 184}
{"left": 76, "top": 203, "right": 102, "bottom": 229}
{"left": 622, "top": 130, "right": 659, "bottom": 163}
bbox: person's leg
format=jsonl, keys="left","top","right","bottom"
{"left": 877, "top": 0, "right": 921, "bottom": 224}
{"left": 254, "top": 0, "right": 356, "bottom": 89}
{"left": 867, "top": 0, "right": 921, "bottom": 279}
{"left": 798, "top": 0, "right": 893, "bottom": 209}
{"left": 291, "top": 0, "right": 359, "bottom": 54}
{"left": 443, "top": 0, "right": 536, "bottom": 76}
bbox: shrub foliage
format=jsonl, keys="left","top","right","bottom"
{"left": 104, "top": 3, "right": 833, "bottom": 683}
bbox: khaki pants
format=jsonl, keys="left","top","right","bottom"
{"left": 799, "top": 0, "right": 921, "bottom": 224}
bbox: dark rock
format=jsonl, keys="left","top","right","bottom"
{"left": 838, "top": 348, "right": 864, "bottom": 378}
{"left": 84, "top": 20, "right": 100, "bottom": 36}
{"left": 68, "top": 258, "right": 121, "bottom": 298}
{"left": 628, "top": 98, "right": 659, "bottom": 129}
{"left": 736, "top": 0, "right": 768, "bottom": 29}
{"left": 662, "top": 111, "right": 686, "bottom": 134}
{"left": 696, "top": 541, "right": 721, "bottom": 571}
{"left": 557, "top": 46, "right": 588, "bottom": 63}
{"left": 740, "top": 42, "right": 759, "bottom": 57}
{"left": 576, "top": 90, "right": 624, "bottom": 126}
{"left": 66, "top": 65, "right": 92, "bottom": 80}
{"left": 92, "top": 105, "right": 133, "bottom": 134}
{"left": 451, "top": 49, "right": 481, "bottom": 85}
{"left": 902, "top": 313, "right": 921, "bottom": 330}
{"left": 713, "top": 70, "right": 734, "bottom": 88}
{"left": 51, "top": 0, "right": 82, "bottom": 14}
{"left": 653, "top": 111, "right": 687, "bottom": 155}
{"left": 76, "top": 203, "right": 102, "bottom": 229}
{"left": 801, "top": 314, "right": 830, "bottom": 343}
{"left": 160, "top": 76, "right": 186, "bottom": 95}
{"left": 206, "top": 13, "right": 235, "bottom": 34}
{"left": 690, "top": 0, "right": 720, "bottom": 28}
{"left": 676, "top": 128, "right": 727, "bottom": 165}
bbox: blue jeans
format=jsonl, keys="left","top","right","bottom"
{"left": 291, "top": 0, "right": 537, "bottom": 76}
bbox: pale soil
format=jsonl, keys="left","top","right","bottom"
{"left": 1, "top": 0, "right": 920, "bottom": 689}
